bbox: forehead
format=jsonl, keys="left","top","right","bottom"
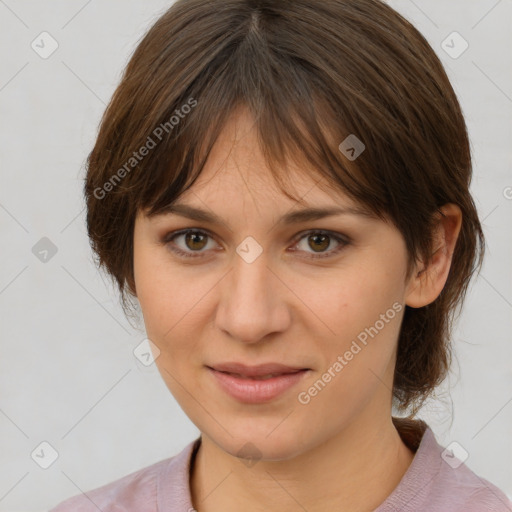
{"left": 178, "top": 106, "right": 359, "bottom": 211}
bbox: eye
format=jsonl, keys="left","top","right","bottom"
{"left": 163, "top": 229, "right": 218, "bottom": 258}
{"left": 289, "top": 230, "right": 349, "bottom": 259}
{"left": 162, "top": 229, "right": 349, "bottom": 259}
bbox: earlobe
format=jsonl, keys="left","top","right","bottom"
{"left": 405, "top": 203, "right": 462, "bottom": 309}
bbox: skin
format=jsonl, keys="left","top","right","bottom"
{"left": 132, "top": 106, "right": 462, "bottom": 512}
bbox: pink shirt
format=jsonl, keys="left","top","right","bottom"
{"left": 49, "top": 420, "right": 512, "bottom": 511}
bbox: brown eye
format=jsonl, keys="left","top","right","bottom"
{"left": 184, "top": 231, "right": 208, "bottom": 251}
{"left": 164, "top": 229, "right": 217, "bottom": 258}
{"left": 307, "top": 234, "right": 330, "bottom": 252}
{"left": 291, "top": 230, "right": 349, "bottom": 259}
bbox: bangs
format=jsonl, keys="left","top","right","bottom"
{"left": 141, "top": 96, "right": 384, "bottom": 223}
{"left": 129, "top": 7, "right": 395, "bottom": 223}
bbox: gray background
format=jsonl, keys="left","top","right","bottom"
{"left": 0, "top": 0, "right": 511, "bottom": 510}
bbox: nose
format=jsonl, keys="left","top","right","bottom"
{"left": 214, "top": 248, "right": 292, "bottom": 344}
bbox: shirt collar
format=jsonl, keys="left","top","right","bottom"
{"left": 158, "top": 419, "right": 438, "bottom": 511}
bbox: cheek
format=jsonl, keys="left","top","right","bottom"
{"left": 134, "top": 246, "right": 180, "bottom": 344}
{"left": 134, "top": 244, "right": 186, "bottom": 324}
{"left": 300, "top": 264, "right": 403, "bottom": 345}
{"left": 294, "top": 274, "right": 404, "bottom": 429}
{"left": 133, "top": 248, "right": 216, "bottom": 369}
{"left": 297, "top": 265, "right": 404, "bottom": 404}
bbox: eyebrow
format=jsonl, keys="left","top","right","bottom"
{"left": 151, "top": 202, "right": 376, "bottom": 226}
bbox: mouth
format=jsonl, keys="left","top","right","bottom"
{"left": 206, "top": 362, "right": 311, "bottom": 403}
{"left": 207, "top": 361, "right": 310, "bottom": 378}
{"left": 214, "top": 371, "right": 302, "bottom": 380}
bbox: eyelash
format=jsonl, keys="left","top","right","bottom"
{"left": 162, "top": 229, "right": 350, "bottom": 260}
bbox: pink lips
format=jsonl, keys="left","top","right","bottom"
{"left": 207, "top": 362, "right": 310, "bottom": 404}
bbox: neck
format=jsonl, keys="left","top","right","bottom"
{"left": 190, "top": 412, "right": 416, "bottom": 512}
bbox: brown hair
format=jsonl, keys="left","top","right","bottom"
{"left": 84, "top": 0, "right": 485, "bottom": 413}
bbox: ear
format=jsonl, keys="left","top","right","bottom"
{"left": 405, "top": 203, "right": 462, "bottom": 308}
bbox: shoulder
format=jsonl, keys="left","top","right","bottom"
{"left": 48, "top": 456, "right": 174, "bottom": 512}
{"left": 433, "top": 459, "right": 512, "bottom": 512}
{"left": 385, "top": 419, "right": 512, "bottom": 512}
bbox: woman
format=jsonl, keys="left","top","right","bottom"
{"left": 51, "top": 0, "right": 512, "bottom": 510}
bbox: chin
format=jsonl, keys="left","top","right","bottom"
{"left": 203, "top": 418, "right": 312, "bottom": 463}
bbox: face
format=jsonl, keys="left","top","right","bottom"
{"left": 133, "top": 108, "right": 417, "bottom": 461}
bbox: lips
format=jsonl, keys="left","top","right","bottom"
{"left": 207, "top": 363, "right": 310, "bottom": 403}
{"left": 208, "top": 362, "right": 309, "bottom": 379}
{"left": 223, "top": 373, "right": 285, "bottom": 380}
